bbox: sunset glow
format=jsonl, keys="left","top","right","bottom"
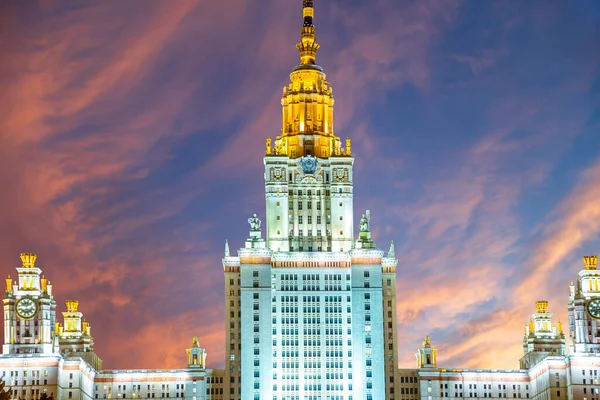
{"left": 1, "top": 0, "right": 599, "bottom": 374}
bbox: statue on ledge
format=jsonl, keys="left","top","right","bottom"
{"left": 248, "top": 214, "right": 261, "bottom": 231}
{"left": 359, "top": 211, "right": 370, "bottom": 233}
{"left": 422, "top": 336, "right": 431, "bottom": 348}
{"left": 266, "top": 138, "right": 272, "bottom": 155}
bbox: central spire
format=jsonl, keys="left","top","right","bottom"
{"left": 297, "top": 0, "right": 320, "bottom": 65}
{"left": 266, "top": 0, "right": 352, "bottom": 160}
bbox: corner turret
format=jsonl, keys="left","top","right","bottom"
{"left": 416, "top": 336, "right": 437, "bottom": 369}
{"left": 520, "top": 301, "right": 565, "bottom": 369}
{"left": 57, "top": 300, "right": 102, "bottom": 370}
{"left": 186, "top": 336, "right": 207, "bottom": 369}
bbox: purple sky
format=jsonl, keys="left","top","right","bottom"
{"left": 1, "top": 0, "right": 599, "bottom": 370}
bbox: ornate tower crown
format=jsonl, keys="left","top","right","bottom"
{"left": 536, "top": 300, "right": 549, "bottom": 313}
{"left": 20, "top": 253, "right": 37, "bottom": 268}
{"left": 66, "top": 300, "right": 79, "bottom": 313}
{"left": 583, "top": 255, "right": 598, "bottom": 270}
{"left": 268, "top": 0, "right": 351, "bottom": 160}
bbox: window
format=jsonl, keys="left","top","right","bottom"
{"left": 253, "top": 271, "right": 259, "bottom": 277}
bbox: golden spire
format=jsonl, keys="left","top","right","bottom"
{"left": 297, "top": 0, "right": 320, "bottom": 65}
{"left": 583, "top": 255, "right": 598, "bottom": 270}
{"left": 272, "top": 1, "right": 351, "bottom": 159}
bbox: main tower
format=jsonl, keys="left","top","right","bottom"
{"left": 224, "top": 2, "right": 400, "bottom": 400}
{"left": 264, "top": 0, "right": 353, "bottom": 254}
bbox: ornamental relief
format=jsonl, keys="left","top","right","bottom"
{"left": 334, "top": 168, "right": 348, "bottom": 182}
{"left": 269, "top": 167, "right": 285, "bottom": 182}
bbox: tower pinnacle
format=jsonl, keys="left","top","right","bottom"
{"left": 297, "top": 0, "right": 320, "bottom": 65}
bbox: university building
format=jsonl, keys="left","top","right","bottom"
{"left": 2, "top": 1, "right": 600, "bottom": 399}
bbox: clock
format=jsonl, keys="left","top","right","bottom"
{"left": 588, "top": 298, "right": 600, "bottom": 319}
{"left": 15, "top": 297, "right": 38, "bottom": 319}
{"left": 301, "top": 156, "right": 317, "bottom": 174}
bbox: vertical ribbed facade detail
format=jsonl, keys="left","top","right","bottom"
{"left": 224, "top": 254, "right": 242, "bottom": 400}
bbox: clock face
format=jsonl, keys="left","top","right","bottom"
{"left": 588, "top": 298, "right": 600, "bottom": 319}
{"left": 15, "top": 297, "right": 38, "bottom": 319}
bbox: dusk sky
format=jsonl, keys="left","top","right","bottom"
{"left": 1, "top": 0, "right": 599, "bottom": 371}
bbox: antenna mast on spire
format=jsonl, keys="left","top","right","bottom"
{"left": 297, "top": 0, "right": 320, "bottom": 65}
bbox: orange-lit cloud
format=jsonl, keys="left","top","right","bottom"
{"left": 0, "top": 0, "right": 598, "bottom": 373}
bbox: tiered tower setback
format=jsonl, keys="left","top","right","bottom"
{"left": 265, "top": 0, "right": 354, "bottom": 254}
{"left": 230, "top": 1, "right": 399, "bottom": 399}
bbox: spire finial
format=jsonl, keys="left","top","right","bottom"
{"left": 583, "top": 255, "right": 598, "bottom": 270}
{"left": 225, "top": 239, "right": 230, "bottom": 257}
{"left": 297, "top": 0, "right": 320, "bottom": 64}
{"left": 536, "top": 300, "right": 548, "bottom": 313}
{"left": 20, "top": 253, "right": 37, "bottom": 268}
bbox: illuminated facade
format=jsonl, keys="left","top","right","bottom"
{"left": 2, "top": 2, "right": 600, "bottom": 400}
{"left": 222, "top": 1, "right": 397, "bottom": 399}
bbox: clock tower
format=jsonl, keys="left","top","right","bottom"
{"left": 3, "top": 253, "right": 58, "bottom": 355}
{"left": 568, "top": 255, "right": 600, "bottom": 354}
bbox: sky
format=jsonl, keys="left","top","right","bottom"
{"left": 0, "top": 0, "right": 599, "bottom": 371}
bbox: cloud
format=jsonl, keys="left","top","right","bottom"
{"left": 516, "top": 159, "right": 600, "bottom": 305}
{"left": 0, "top": 0, "right": 598, "bottom": 373}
